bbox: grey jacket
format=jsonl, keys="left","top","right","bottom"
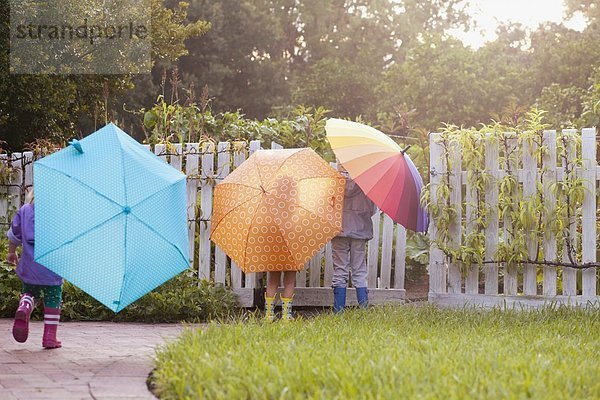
{"left": 337, "top": 172, "right": 377, "bottom": 240}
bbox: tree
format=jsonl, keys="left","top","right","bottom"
{"left": 177, "top": 0, "right": 294, "bottom": 118}
{"left": 176, "top": 0, "right": 469, "bottom": 121}
{"left": 580, "top": 67, "right": 600, "bottom": 128}
{"left": 291, "top": 0, "right": 469, "bottom": 122}
{"left": 1, "top": 1, "right": 209, "bottom": 150}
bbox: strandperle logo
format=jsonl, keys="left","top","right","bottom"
{"left": 14, "top": 18, "right": 149, "bottom": 45}
{"left": 10, "top": 0, "right": 151, "bottom": 74}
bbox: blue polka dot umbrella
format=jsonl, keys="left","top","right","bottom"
{"left": 34, "top": 123, "right": 189, "bottom": 312}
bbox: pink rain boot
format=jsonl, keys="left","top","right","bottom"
{"left": 12, "top": 294, "right": 35, "bottom": 343}
{"left": 42, "top": 307, "right": 62, "bottom": 349}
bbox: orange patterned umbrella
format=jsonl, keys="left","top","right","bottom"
{"left": 210, "top": 148, "right": 345, "bottom": 273}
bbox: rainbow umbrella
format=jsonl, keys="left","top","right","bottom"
{"left": 325, "top": 118, "right": 428, "bottom": 233}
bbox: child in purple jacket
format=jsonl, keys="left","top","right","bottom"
{"left": 7, "top": 190, "right": 63, "bottom": 348}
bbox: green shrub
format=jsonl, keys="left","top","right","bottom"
{"left": 153, "top": 305, "right": 600, "bottom": 399}
{"left": 0, "top": 260, "right": 239, "bottom": 322}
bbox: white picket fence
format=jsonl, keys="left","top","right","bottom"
{"left": 428, "top": 129, "right": 600, "bottom": 308}
{"left": 0, "top": 140, "right": 407, "bottom": 307}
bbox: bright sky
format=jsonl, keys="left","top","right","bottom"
{"left": 453, "top": 0, "right": 588, "bottom": 48}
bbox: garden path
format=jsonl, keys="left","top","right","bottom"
{"left": 0, "top": 319, "right": 187, "bottom": 399}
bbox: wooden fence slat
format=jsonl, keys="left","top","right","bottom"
{"left": 198, "top": 142, "right": 214, "bottom": 281}
{"left": 522, "top": 139, "right": 538, "bottom": 295}
{"left": 324, "top": 161, "right": 337, "bottom": 287}
{"left": 214, "top": 142, "right": 231, "bottom": 285}
{"left": 484, "top": 134, "right": 499, "bottom": 294}
{"left": 428, "top": 133, "right": 446, "bottom": 294}
{"left": 1, "top": 138, "right": 411, "bottom": 305}
{"left": 581, "top": 128, "right": 597, "bottom": 296}
{"left": 170, "top": 143, "right": 182, "bottom": 171}
{"left": 249, "top": 140, "right": 261, "bottom": 155}
{"left": 9, "top": 153, "right": 23, "bottom": 211}
{"left": 23, "top": 152, "right": 33, "bottom": 192}
{"left": 245, "top": 140, "right": 262, "bottom": 289}
{"left": 296, "top": 266, "right": 307, "bottom": 288}
{"left": 380, "top": 214, "right": 394, "bottom": 289}
{"left": 367, "top": 212, "right": 381, "bottom": 288}
{"left": 324, "top": 242, "right": 334, "bottom": 287}
{"left": 185, "top": 143, "right": 199, "bottom": 262}
{"left": 465, "top": 155, "right": 478, "bottom": 294}
{"left": 503, "top": 134, "right": 518, "bottom": 295}
{"left": 309, "top": 248, "right": 323, "bottom": 287}
{"left": 394, "top": 225, "right": 406, "bottom": 289}
{"left": 542, "top": 131, "right": 557, "bottom": 296}
{"left": 561, "top": 130, "right": 578, "bottom": 295}
{"left": 230, "top": 143, "right": 247, "bottom": 289}
{"left": 154, "top": 144, "right": 166, "bottom": 161}
{"left": 448, "top": 139, "right": 462, "bottom": 293}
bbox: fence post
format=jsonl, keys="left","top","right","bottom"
{"left": 581, "top": 128, "right": 597, "bottom": 297}
{"left": 429, "top": 133, "right": 446, "bottom": 294}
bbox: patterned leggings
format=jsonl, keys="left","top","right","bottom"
{"left": 22, "top": 283, "right": 63, "bottom": 308}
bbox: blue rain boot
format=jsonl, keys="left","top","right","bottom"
{"left": 333, "top": 287, "right": 346, "bottom": 313}
{"left": 356, "top": 287, "right": 368, "bottom": 308}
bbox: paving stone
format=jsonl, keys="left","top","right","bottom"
{"left": 0, "top": 319, "right": 187, "bottom": 400}
{"left": 0, "top": 390, "right": 18, "bottom": 400}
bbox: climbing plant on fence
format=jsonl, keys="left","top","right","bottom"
{"left": 424, "top": 108, "right": 598, "bottom": 299}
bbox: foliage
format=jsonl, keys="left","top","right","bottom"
{"left": 4, "top": 0, "right": 599, "bottom": 149}
{"left": 153, "top": 305, "right": 600, "bottom": 399}
{"left": 536, "top": 84, "right": 586, "bottom": 128}
{"left": 0, "top": 263, "right": 238, "bottom": 322}
{"left": 0, "top": 1, "right": 209, "bottom": 151}
{"left": 580, "top": 67, "right": 600, "bottom": 128}
{"left": 0, "top": 237, "right": 22, "bottom": 317}
{"left": 141, "top": 83, "right": 335, "bottom": 159}
{"left": 423, "top": 109, "right": 587, "bottom": 276}
{"left": 292, "top": 57, "right": 375, "bottom": 119}
{"left": 177, "top": 0, "right": 294, "bottom": 118}
{"left": 170, "top": 0, "right": 469, "bottom": 122}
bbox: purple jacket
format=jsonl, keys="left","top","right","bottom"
{"left": 7, "top": 204, "right": 63, "bottom": 286}
{"left": 338, "top": 172, "right": 377, "bottom": 240}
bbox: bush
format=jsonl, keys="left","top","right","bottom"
{"left": 0, "top": 259, "right": 239, "bottom": 323}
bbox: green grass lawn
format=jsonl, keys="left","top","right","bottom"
{"left": 153, "top": 305, "right": 600, "bottom": 399}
